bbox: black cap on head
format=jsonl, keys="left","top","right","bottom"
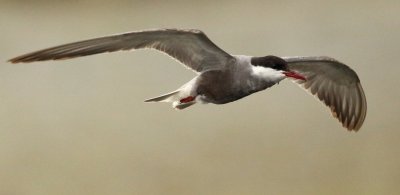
{"left": 250, "top": 55, "right": 287, "bottom": 70}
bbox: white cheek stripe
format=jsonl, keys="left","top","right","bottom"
{"left": 251, "top": 66, "right": 285, "bottom": 82}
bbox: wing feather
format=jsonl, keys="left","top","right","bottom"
{"left": 283, "top": 56, "right": 367, "bottom": 131}
{"left": 9, "top": 28, "right": 234, "bottom": 73}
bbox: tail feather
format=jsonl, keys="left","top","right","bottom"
{"left": 144, "top": 90, "right": 180, "bottom": 102}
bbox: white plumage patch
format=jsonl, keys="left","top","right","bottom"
{"left": 251, "top": 66, "right": 285, "bottom": 83}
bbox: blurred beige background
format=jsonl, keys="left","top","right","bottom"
{"left": 1, "top": 0, "right": 399, "bottom": 194}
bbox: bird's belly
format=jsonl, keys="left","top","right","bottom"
{"left": 195, "top": 70, "right": 274, "bottom": 104}
{"left": 197, "top": 83, "right": 262, "bottom": 104}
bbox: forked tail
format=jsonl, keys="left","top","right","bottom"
{"left": 144, "top": 90, "right": 180, "bottom": 102}
{"left": 144, "top": 90, "right": 197, "bottom": 110}
{"left": 145, "top": 76, "right": 199, "bottom": 110}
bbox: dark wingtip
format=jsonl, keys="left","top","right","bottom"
{"left": 346, "top": 126, "right": 359, "bottom": 132}
{"left": 8, "top": 56, "right": 28, "bottom": 64}
{"left": 8, "top": 58, "right": 19, "bottom": 64}
{"left": 8, "top": 55, "right": 54, "bottom": 64}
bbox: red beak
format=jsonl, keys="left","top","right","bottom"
{"left": 283, "top": 71, "right": 306, "bottom": 81}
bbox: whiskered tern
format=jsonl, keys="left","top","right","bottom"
{"left": 9, "top": 29, "right": 367, "bottom": 131}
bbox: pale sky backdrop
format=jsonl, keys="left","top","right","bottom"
{"left": 1, "top": 0, "right": 399, "bottom": 194}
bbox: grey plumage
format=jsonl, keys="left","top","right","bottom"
{"left": 283, "top": 56, "right": 367, "bottom": 131}
{"left": 9, "top": 29, "right": 234, "bottom": 73}
{"left": 9, "top": 28, "right": 367, "bottom": 131}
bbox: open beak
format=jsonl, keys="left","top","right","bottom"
{"left": 283, "top": 71, "right": 306, "bottom": 81}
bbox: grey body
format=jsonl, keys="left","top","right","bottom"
{"left": 9, "top": 28, "right": 366, "bottom": 131}
{"left": 194, "top": 55, "right": 281, "bottom": 104}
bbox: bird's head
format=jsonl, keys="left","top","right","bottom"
{"left": 250, "top": 55, "right": 306, "bottom": 81}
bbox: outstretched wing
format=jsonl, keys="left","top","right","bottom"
{"left": 283, "top": 56, "right": 367, "bottom": 131}
{"left": 9, "top": 28, "right": 234, "bottom": 73}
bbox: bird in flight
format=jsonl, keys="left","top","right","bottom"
{"left": 9, "top": 28, "right": 367, "bottom": 131}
